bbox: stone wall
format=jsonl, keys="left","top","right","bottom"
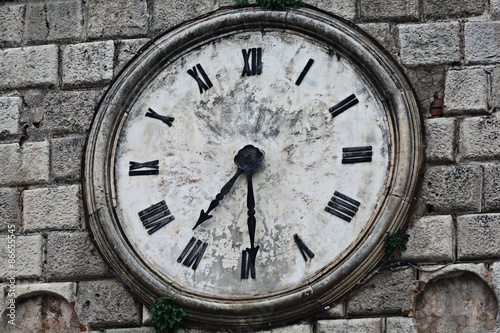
{"left": 1, "top": 0, "right": 500, "bottom": 332}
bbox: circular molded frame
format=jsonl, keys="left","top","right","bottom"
{"left": 83, "top": 7, "right": 422, "bottom": 330}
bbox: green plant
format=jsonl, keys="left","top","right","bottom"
{"left": 235, "top": 0, "right": 303, "bottom": 10}
{"left": 384, "top": 230, "right": 410, "bottom": 256}
{"left": 235, "top": 0, "right": 250, "bottom": 6}
{"left": 150, "top": 283, "right": 186, "bottom": 333}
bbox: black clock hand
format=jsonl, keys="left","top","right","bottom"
{"left": 193, "top": 167, "right": 245, "bottom": 230}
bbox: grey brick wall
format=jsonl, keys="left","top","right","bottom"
{"left": 0, "top": 0, "right": 499, "bottom": 332}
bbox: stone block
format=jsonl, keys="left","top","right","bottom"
{"left": 484, "top": 164, "right": 500, "bottom": 211}
{"left": 459, "top": 114, "right": 500, "bottom": 160}
{"left": 16, "top": 282, "right": 77, "bottom": 304}
{"left": 0, "top": 45, "right": 58, "bottom": 89}
{"left": 493, "top": 0, "right": 500, "bottom": 17}
{"left": 493, "top": 66, "right": 500, "bottom": 112}
{"left": 115, "top": 38, "right": 150, "bottom": 76}
{"left": 22, "top": 185, "right": 81, "bottom": 232}
{"left": 61, "top": 41, "right": 114, "bottom": 88}
{"left": 51, "top": 136, "right": 86, "bottom": 181}
{"left": 0, "top": 97, "right": 21, "bottom": 137}
{"left": 358, "top": 23, "right": 397, "bottom": 56}
{"left": 423, "top": 0, "right": 486, "bottom": 20}
{"left": 387, "top": 317, "right": 418, "bottom": 333}
{"left": 424, "top": 117, "right": 455, "bottom": 162}
{"left": 0, "top": 142, "right": 50, "bottom": 186}
{"left": 104, "top": 328, "right": 155, "bottom": 333}
{"left": 399, "top": 22, "right": 460, "bottom": 66}
{"left": 421, "top": 165, "right": 482, "bottom": 213}
{"left": 152, "top": 0, "right": 218, "bottom": 31}
{"left": 405, "top": 67, "right": 445, "bottom": 112}
{"left": 347, "top": 269, "right": 414, "bottom": 315}
{"left": 403, "top": 215, "right": 454, "bottom": 262}
{"left": 305, "top": 0, "right": 356, "bottom": 20}
{"left": 465, "top": 22, "right": 500, "bottom": 64}
{"left": 316, "top": 318, "right": 383, "bottom": 333}
{"left": 360, "top": 0, "right": 419, "bottom": 21}
{"left": 317, "top": 302, "right": 344, "bottom": 318}
{"left": 88, "top": 0, "right": 148, "bottom": 39}
{"left": 444, "top": 68, "right": 488, "bottom": 115}
{"left": 0, "top": 235, "right": 43, "bottom": 279}
{"left": 457, "top": 214, "right": 500, "bottom": 260}
{"left": 46, "top": 232, "right": 109, "bottom": 281}
{"left": 0, "top": 4, "right": 24, "bottom": 45}
{"left": 0, "top": 188, "right": 19, "bottom": 233}
{"left": 76, "top": 279, "right": 141, "bottom": 328}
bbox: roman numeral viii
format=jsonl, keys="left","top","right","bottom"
{"left": 242, "top": 48, "right": 262, "bottom": 76}
{"left": 177, "top": 237, "right": 208, "bottom": 270}
{"left": 138, "top": 200, "right": 174, "bottom": 234}
{"left": 325, "top": 191, "right": 361, "bottom": 222}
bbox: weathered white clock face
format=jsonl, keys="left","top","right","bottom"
{"left": 113, "top": 30, "right": 392, "bottom": 297}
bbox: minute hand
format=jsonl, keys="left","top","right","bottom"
{"left": 193, "top": 168, "right": 244, "bottom": 230}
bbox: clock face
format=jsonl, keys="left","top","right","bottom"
{"left": 113, "top": 30, "right": 391, "bottom": 297}
{"left": 84, "top": 8, "right": 421, "bottom": 329}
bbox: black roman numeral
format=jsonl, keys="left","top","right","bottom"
{"left": 329, "top": 94, "right": 359, "bottom": 118}
{"left": 342, "top": 146, "right": 373, "bottom": 164}
{"left": 188, "top": 64, "right": 213, "bottom": 93}
{"left": 295, "top": 59, "right": 314, "bottom": 85}
{"left": 325, "top": 191, "right": 361, "bottom": 222}
{"left": 242, "top": 48, "right": 262, "bottom": 76}
{"left": 177, "top": 237, "right": 208, "bottom": 270}
{"left": 241, "top": 247, "right": 259, "bottom": 279}
{"left": 294, "top": 234, "right": 315, "bottom": 262}
{"left": 129, "top": 160, "right": 159, "bottom": 176}
{"left": 145, "top": 108, "right": 174, "bottom": 126}
{"left": 138, "top": 200, "right": 174, "bottom": 234}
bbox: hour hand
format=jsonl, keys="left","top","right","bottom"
{"left": 192, "top": 168, "right": 244, "bottom": 230}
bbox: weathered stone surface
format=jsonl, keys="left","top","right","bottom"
{"left": 0, "top": 45, "right": 58, "bottom": 89}
{"left": 459, "top": 114, "right": 500, "bottom": 160}
{"left": 317, "top": 302, "right": 344, "bottom": 319}
{"left": 38, "top": 89, "right": 103, "bottom": 135}
{"left": 51, "top": 136, "right": 86, "bottom": 181}
{"left": 316, "top": 318, "right": 383, "bottom": 333}
{"left": 0, "top": 142, "right": 50, "bottom": 186}
{"left": 358, "top": 23, "right": 397, "bottom": 56}
{"left": 1, "top": 295, "right": 80, "bottom": 333}
{"left": 484, "top": 164, "right": 500, "bottom": 211}
{"left": 347, "top": 269, "right": 414, "bottom": 315}
{"left": 306, "top": 0, "right": 356, "bottom": 20}
{"left": 360, "top": 0, "right": 419, "bottom": 21}
{"left": 0, "top": 235, "right": 43, "bottom": 279}
{"left": 0, "top": 188, "right": 19, "bottom": 233}
{"left": 0, "top": 97, "right": 21, "bottom": 137}
{"left": 457, "top": 214, "right": 500, "bottom": 259}
{"left": 423, "top": 0, "right": 486, "bottom": 20}
{"left": 405, "top": 67, "right": 445, "bottom": 113}
{"left": 415, "top": 273, "right": 497, "bottom": 332}
{"left": 0, "top": 4, "right": 24, "bottom": 45}
{"left": 152, "top": 0, "right": 218, "bottom": 31}
{"left": 104, "top": 328, "right": 155, "bottom": 333}
{"left": 76, "top": 279, "right": 141, "bottom": 328}
{"left": 465, "top": 22, "right": 500, "bottom": 64}
{"left": 421, "top": 165, "right": 482, "bottom": 213}
{"left": 22, "top": 185, "right": 80, "bottom": 232}
{"left": 444, "top": 68, "right": 488, "bottom": 115}
{"left": 403, "top": 215, "right": 454, "bottom": 262}
{"left": 493, "top": 66, "right": 500, "bottom": 112}
{"left": 493, "top": 0, "right": 500, "bottom": 17}
{"left": 386, "top": 317, "right": 418, "bottom": 333}
{"left": 115, "top": 38, "right": 150, "bottom": 76}
{"left": 88, "top": 0, "right": 148, "bottom": 39}
{"left": 46, "top": 232, "right": 109, "bottom": 281}
{"left": 424, "top": 117, "right": 455, "bottom": 162}
{"left": 61, "top": 41, "right": 114, "bottom": 88}
{"left": 399, "top": 22, "right": 460, "bottom": 66}
{"left": 16, "top": 282, "right": 77, "bottom": 304}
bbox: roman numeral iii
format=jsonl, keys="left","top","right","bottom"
{"left": 188, "top": 63, "right": 213, "bottom": 93}
{"left": 177, "top": 237, "right": 208, "bottom": 270}
{"left": 138, "top": 200, "right": 174, "bottom": 234}
{"left": 325, "top": 191, "right": 361, "bottom": 222}
{"left": 342, "top": 146, "right": 373, "bottom": 164}
{"left": 242, "top": 48, "right": 262, "bottom": 76}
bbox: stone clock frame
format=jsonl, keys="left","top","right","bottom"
{"left": 83, "top": 7, "right": 422, "bottom": 329}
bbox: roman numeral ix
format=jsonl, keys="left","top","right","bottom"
{"left": 145, "top": 108, "right": 174, "bottom": 126}
{"left": 177, "top": 237, "right": 208, "bottom": 270}
{"left": 242, "top": 47, "right": 262, "bottom": 76}
{"left": 342, "top": 146, "right": 373, "bottom": 164}
{"left": 294, "top": 234, "right": 315, "bottom": 262}
{"left": 129, "top": 160, "right": 159, "bottom": 176}
{"left": 325, "top": 191, "right": 361, "bottom": 223}
{"left": 188, "top": 63, "right": 213, "bottom": 93}
{"left": 329, "top": 94, "right": 359, "bottom": 118}
{"left": 138, "top": 200, "right": 174, "bottom": 235}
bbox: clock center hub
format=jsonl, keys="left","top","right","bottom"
{"left": 234, "top": 145, "right": 264, "bottom": 173}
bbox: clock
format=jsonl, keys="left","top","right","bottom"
{"left": 83, "top": 7, "right": 422, "bottom": 329}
